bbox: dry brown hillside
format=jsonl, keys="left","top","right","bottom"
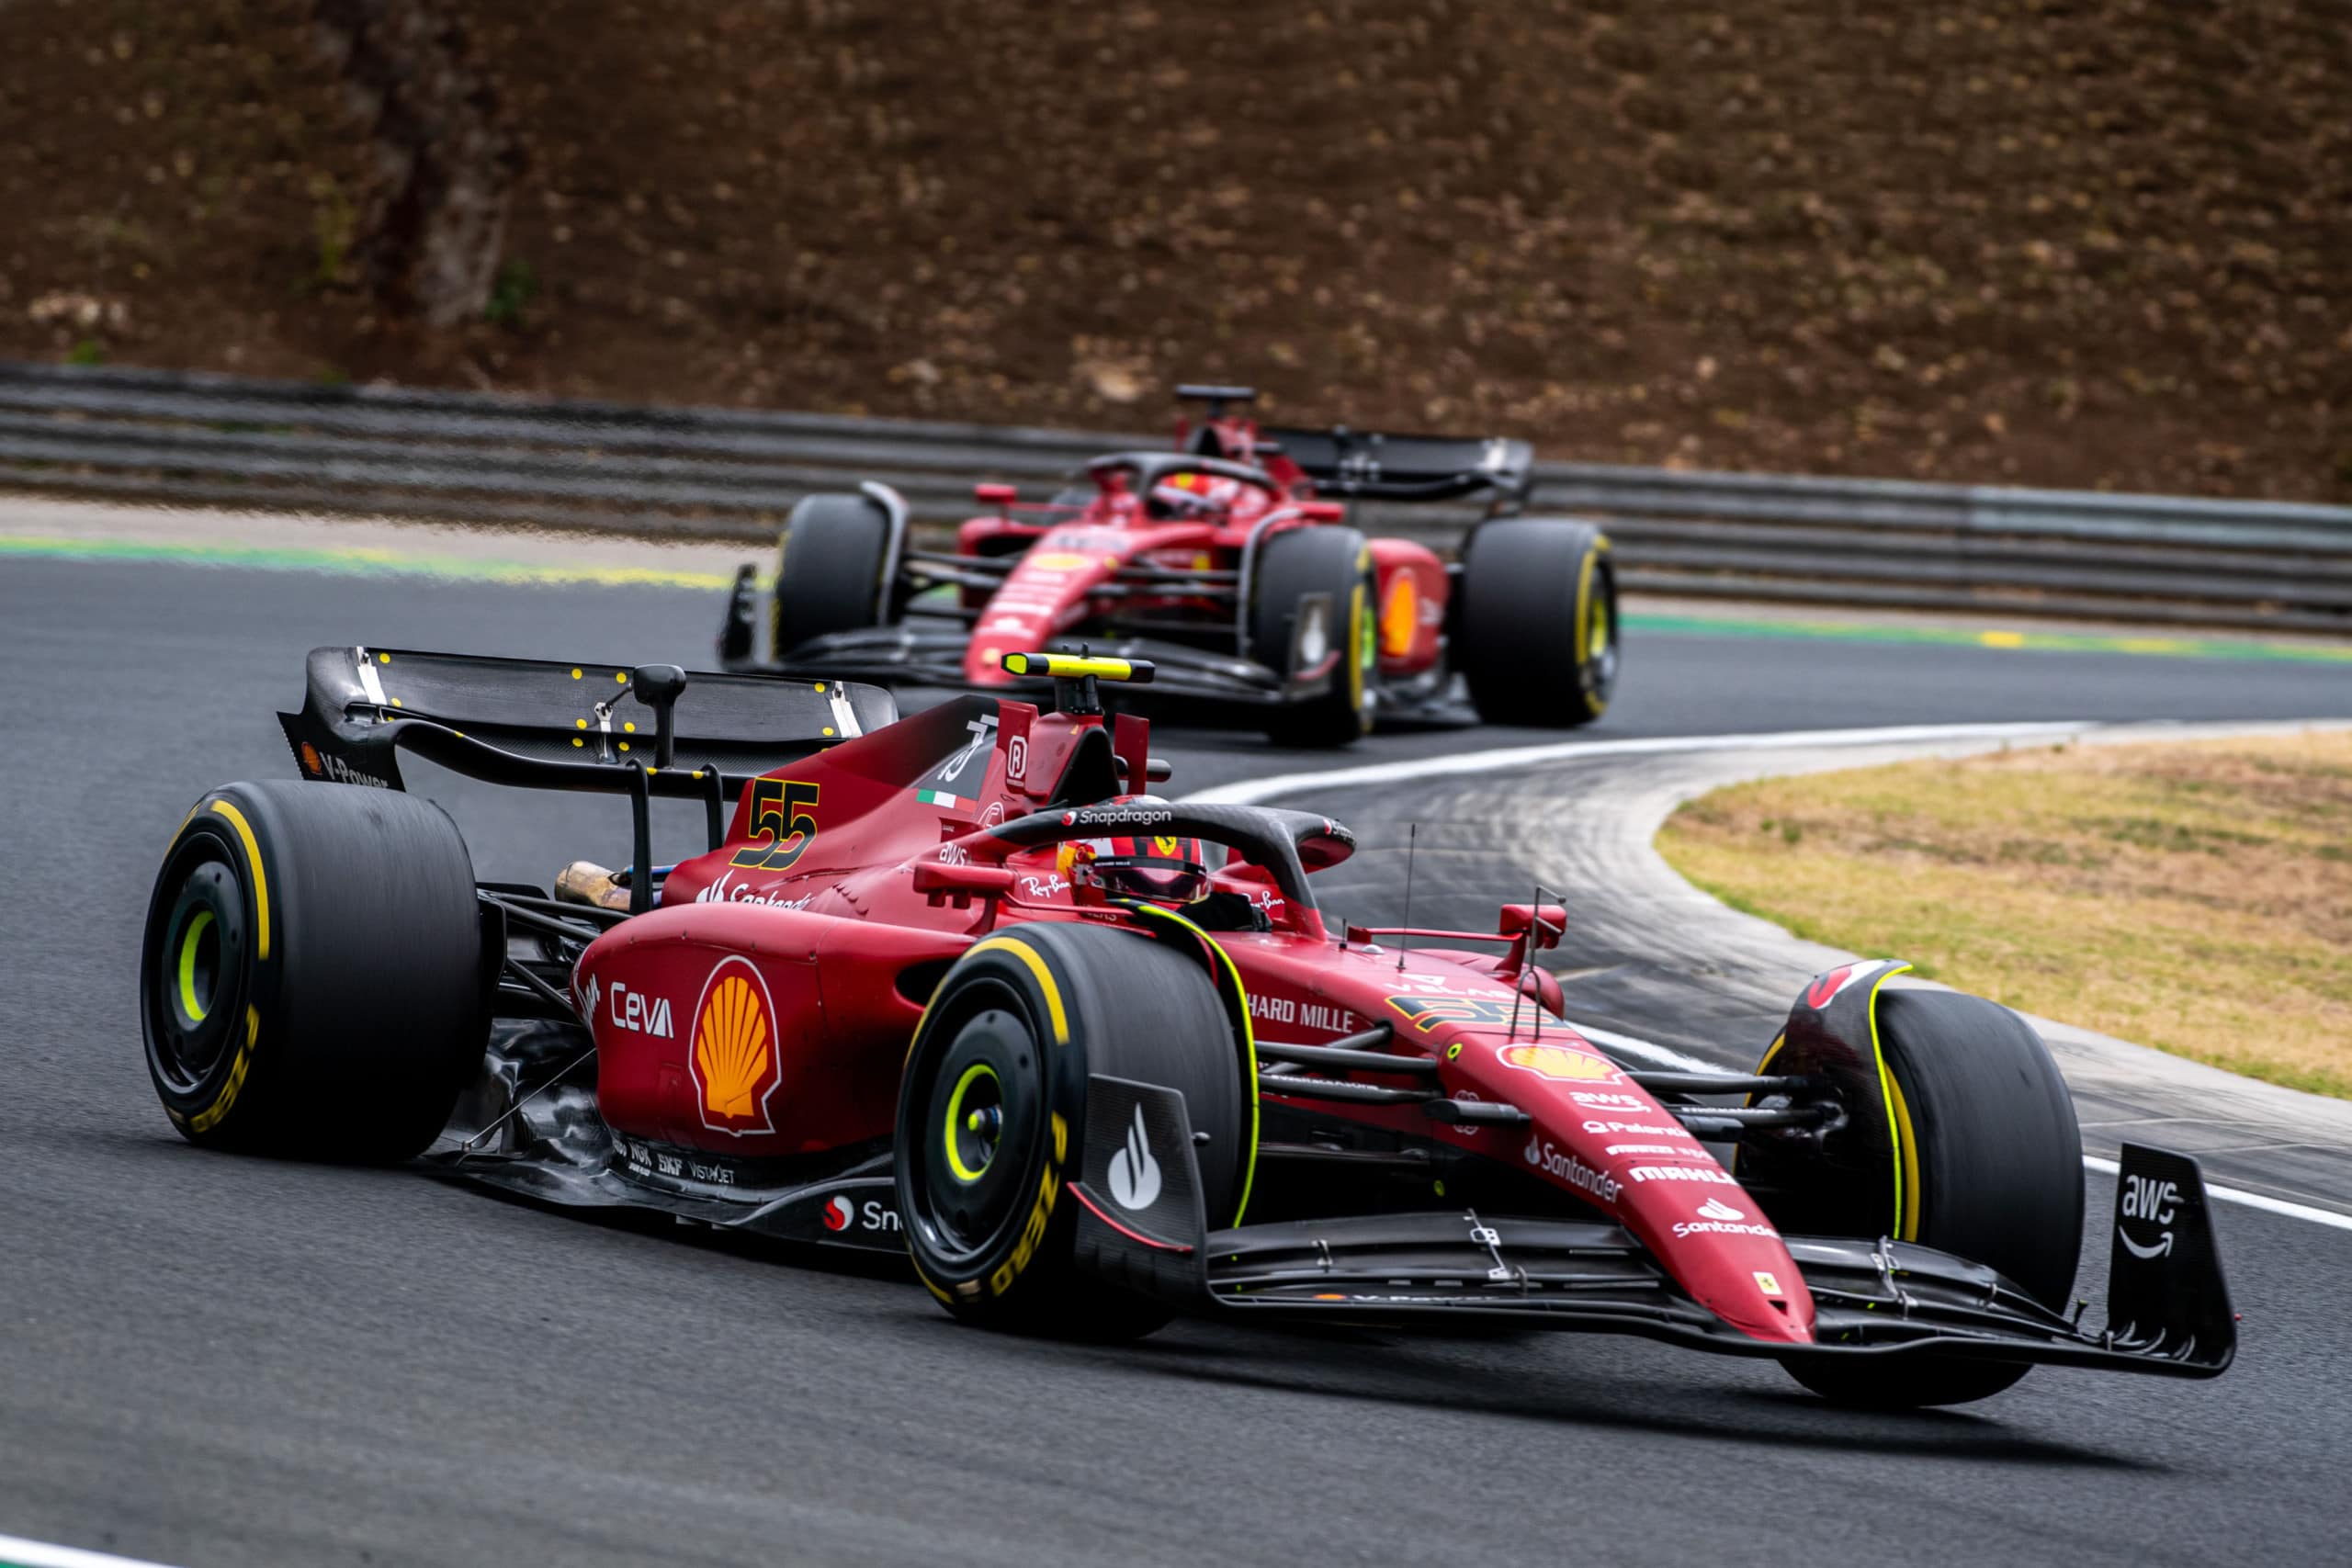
{"left": 1, "top": 0, "right": 2346, "bottom": 499}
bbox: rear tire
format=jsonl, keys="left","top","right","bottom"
{"left": 141, "top": 781, "right": 488, "bottom": 1161}
{"left": 771, "top": 492, "right": 895, "bottom": 659}
{"left": 1248, "top": 525, "right": 1374, "bottom": 747}
{"left": 1455, "top": 519, "right": 1617, "bottom": 727}
{"left": 1773, "top": 988, "right": 2083, "bottom": 1408}
{"left": 895, "top": 923, "right": 1246, "bottom": 1339}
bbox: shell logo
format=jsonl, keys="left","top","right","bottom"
{"left": 1025, "top": 552, "right": 1094, "bottom": 572}
{"left": 1497, "top": 1043, "right": 1620, "bottom": 1083}
{"left": 691, "top": 955, "right": 784, "bottom": 1135}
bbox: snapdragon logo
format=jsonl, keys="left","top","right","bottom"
{"left": 1522, "top": 1134, "right": 1623, "bottom": 1204}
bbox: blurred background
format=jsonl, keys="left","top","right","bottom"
{"left": 1, "top": 0, "right": 2344, "bottom": 499}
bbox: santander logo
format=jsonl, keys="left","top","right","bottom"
{"left": 1671, "top": 1193, "right": 1779, "bottom": 1240}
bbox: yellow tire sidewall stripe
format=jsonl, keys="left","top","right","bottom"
{"left": 965, "top": 935, "right": 1069, "bottom": 1044}
{"left": 1860, "top": 962, "right": 1917, "bottom": 1236}
{"left": 207, "top": 799, "right": 270, "bottom": 962}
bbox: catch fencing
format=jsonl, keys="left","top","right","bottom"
{"left": 3, "top": 361, "right": 2347, "bottom": 633}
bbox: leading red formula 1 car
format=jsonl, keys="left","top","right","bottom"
{"left": 141, "top": 647, "right": 2232, "bottom": 1406}
{"left": 717, "top": 385, "right": 1620, "bottom": 744}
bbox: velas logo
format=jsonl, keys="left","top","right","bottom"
{"left": 691, "top": 955, "right": 785, "bottom": 1136}
{"left": 1108, "top": 1103, "right": 1162, "bottom": 1211}
{"left": 822, "top": 1194, "right": 853, "bottom": 1232}
{"left": 1805, "top": 961, "right": 1890, "bottom": 1010}
{"left": 1498, "top": 1043, "right": 1620, "bottom": 1084}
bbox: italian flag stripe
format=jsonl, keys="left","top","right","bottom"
{"left": 917, "top": 788, "right": 972, "bottom": 809}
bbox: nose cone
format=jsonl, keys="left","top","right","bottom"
{"left": 1690, "top": 1265, "right": 1815, "bottom": 1344}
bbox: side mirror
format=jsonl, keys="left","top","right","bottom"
{"left": 629, "top": 663, "right": 687, "bottom": 769}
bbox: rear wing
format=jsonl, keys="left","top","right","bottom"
{"left": 277, "top": 646, "right": 897, "bottom": 907}
{"left": 1261, "top": 424, "right": 1532, "bottom": 510}
{"left": 279, "top": 644, "right": 895, "bottom": 792}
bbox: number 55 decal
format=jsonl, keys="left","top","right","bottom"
{"left": 731, "top": 779, "right": 820, "bottom": 872}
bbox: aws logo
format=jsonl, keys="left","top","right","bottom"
{"left": 691, "top": 955, "right": 784, "bottom": 1136}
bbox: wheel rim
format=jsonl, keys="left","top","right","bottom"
{"left": 910, "top": 994, "right": 1044, "bottom": 1263}
{"left": 175, "top": 909, "right": 219, "bottom": 1025}
{"left": 146, "top": 842, "right": 249, "bottom": 1094}
{"left": 942, "top": 1062, "right": 1002, "bottom": 1183}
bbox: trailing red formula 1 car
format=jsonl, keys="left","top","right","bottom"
{"left": 718, "top": 385, "right": 1619, "bottom": 743}
{"left": 142, "top": 646, "right": 2231, "bottom": 1406}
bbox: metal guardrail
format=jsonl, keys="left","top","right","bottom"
{"left": 3, "top": 361, "right": 2347, "bottom": 633}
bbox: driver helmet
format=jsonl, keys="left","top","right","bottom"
{"left": 1058, "top": 796, "right": 1209, "bottom": 902}
{"left": 1148, "top": 470, "right": 1243, "bottom": 521}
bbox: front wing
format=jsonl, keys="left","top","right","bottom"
{"left": 1069, "top": 1077, "right": 2235, "bottom": 1379}
{"left": 718, "top": 581, "right": 1473, "bottom": 727}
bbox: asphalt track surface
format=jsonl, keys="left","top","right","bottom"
{"left": 6, "top": 552, "right": 2352, "bottom": 1567}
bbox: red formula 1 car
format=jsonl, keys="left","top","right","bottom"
{"left": 718, "top": 386, "right": 1620, "bottom": 744}
{"left": 141, "top": 647, "right": 2231, "bottom": 1406}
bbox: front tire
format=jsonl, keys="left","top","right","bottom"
{"left": 895, "top": 922, "right": 1246, "bottom": 1339}
{"left": 771, "top": 491, "right": 896, "bottom": 659}
{"left": 141, "top": 781, "right": 488, "bottom": 1161}
{"left": 1455, "top": 519, "right": 1618, "bottom": 727}
{"left": 1249, "top": 525, "right": 1374, "bottom": 747}
{"left": 1771, "top": 988, "right": 2083, "bottom": 1408}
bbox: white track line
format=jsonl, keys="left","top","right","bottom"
{"left": 2079, "top": 1154, "right": 2352, "bottom": 1232}
{"left": 0, "top": 1533, "right": 180, "bottom": 1568}
{"left": 1187, "top": 719, "right": 2086, "bottom": 806}
{"left": 1570, "top": 1021, "right": 1723, "bottom": 1075}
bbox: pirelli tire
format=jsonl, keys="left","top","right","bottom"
{"left": 140, "top": 780, "right": 489, "bottom": 1161}
{"left": 1454, "top": 519, "right": 1617, "bottom": 727}
{"left": 1248, "top": 525, "right": 1375, "bottom": 747}
{"left": 895, "top": 921, "right": 1247, "bottom": 1339}
{"left": 770, "top": 491, "right": 894, "bottom": 659}
{"left": 1774, "top": 989, "right": 2085, "bottom": 1408}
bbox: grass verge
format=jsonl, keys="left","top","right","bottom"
{"left": 1656, "top": 730, "right": 2352, "bottom": 1099}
